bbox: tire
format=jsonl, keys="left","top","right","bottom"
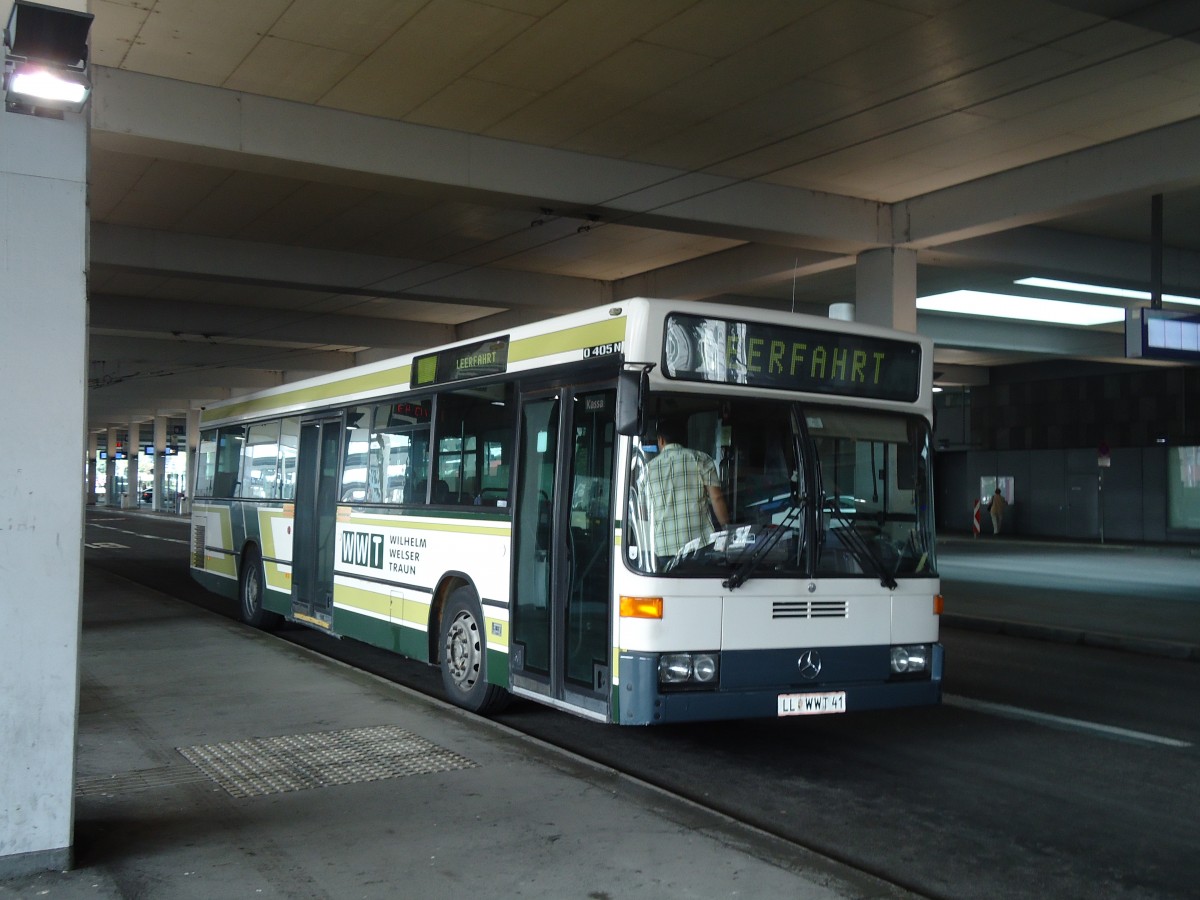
{"left": 239, "top": 546, "right": 283, "bottom": 630}
{"left": 439, "top": 586, "right": 509, "bottom": 715}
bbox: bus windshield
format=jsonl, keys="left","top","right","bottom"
{"left": 808, "top": 407, "right": 936, "bottom": 584}
{"left": 625, "top": 397, "right": 936, "bottom": 582}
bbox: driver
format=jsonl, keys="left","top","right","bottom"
{"left": 644, "top": 416, "right": 729, "bottom": 564}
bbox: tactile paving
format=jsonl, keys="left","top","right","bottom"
{"left": 176, "top": 724, "right": 476, "bottom": 798}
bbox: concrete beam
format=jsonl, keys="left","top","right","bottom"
{"left": 87, "top": 365, "right": 289, "bottom": 427}
{"left": 91, "top": 223, "right": 604, "bottom": 312}
{"left": 614, "top": 243, "right": 848, "bottom": 301}
{"left": 929, "top": 226, "right": 1200, "bottom": 293}
{"left": 90, "top": 294, "right": 454, "bottom": 352}
{"left": 898, "top": 116, "right": 1200, "bottom": 247}
{"left": 918, "top": 314, "right": 1124, "bottom": 357}
{"left": 89, "top": 67, "right": 889, "bottom": 253}
{"left": 89, "top": 334, "right": 356, "bottom": 371}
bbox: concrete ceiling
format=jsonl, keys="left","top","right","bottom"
{"left": 79, "top": 0, "right": 1200, "bottom": 431}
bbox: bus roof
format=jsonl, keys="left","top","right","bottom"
{"left": 199, "top": 298, "right": 932, "bottom": 427}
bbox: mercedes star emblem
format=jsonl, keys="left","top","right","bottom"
{"left": 797, "top": 649, "right": 822, "bottom": 680}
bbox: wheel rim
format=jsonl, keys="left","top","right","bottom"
{"left": 444, "top": 610, "right": 481, "bottom": 691}
{"left": 242, "top": 564, "right": 260, "bottom": 618}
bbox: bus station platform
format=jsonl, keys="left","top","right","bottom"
{"left": 1, "top": 565, "right": 912, "bottom": 900}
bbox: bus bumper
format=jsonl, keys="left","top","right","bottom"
{"left": 617, "top": 643, "right": 943, "bottom": 725}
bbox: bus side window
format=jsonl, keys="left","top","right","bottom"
{"left": 404, "top": 423, "right": 431, "bottom": 504}
{"left": 279, "top": 417, "right": 300, "bottom": 500}
{"left": 341, "top": 406, "right": 374, "bottom": 503}
{"left": 211, "top": 426, "right": 245, "bottom": 498}
{"left": 195, "top": 430, "right": 218, "bottom": 497}
{"left": 241, "top": 420, "right": 282, "bottom": 499}
{"left": 432, "top": 384, "right": 512, "bottom": 506}
{"left": 370, "top": 396, "right": 431, "bottom": 505}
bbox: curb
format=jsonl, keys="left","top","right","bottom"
{"left": 941, "top": 613, "right": 1200, "bottom": 662}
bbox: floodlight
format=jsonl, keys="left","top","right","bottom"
{"left": 3, "top": 0, "right": 94, "bottom": 116}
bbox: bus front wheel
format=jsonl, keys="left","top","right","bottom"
{"left": 239, "top": 546, "right": 283, "bottom": 631}
{"left": 439, "top": 586, "right": 509, "bottom": 715}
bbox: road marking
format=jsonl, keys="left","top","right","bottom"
{"left": 85, "top": 541, "right": 129, "bottom": 550}
{"left": 88, "top": 523, "right": 190, "bottom": 546}
{"left": 944, "top": 694, "right": 1192, "bottom": 749}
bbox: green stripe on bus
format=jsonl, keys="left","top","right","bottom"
{"left": 202, "top": 363, "right": 413, "bottom": 423}
{"left": 509, "top": 317, "right": 626, "bottom": 362}
{"left": 333, "top": 604, "right": 427, "bottom": 660}
{"left": 201, "top": 316, "right": 626, "bottom": 425}
{"left": 333, "top": 585, "right": 391, "bottom": 620}
{"left": 346, "top": 515, "right": 512, "bottom": 537}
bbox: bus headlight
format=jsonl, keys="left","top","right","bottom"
{"left": 659, "top": 654, "right": 692, "bottom": 683}
{"left": 658, "top": 652, "right": 720, "bottom": 689}
{"left": 693, "top": 653, "right": 718, "bottom": 683}
{"left": 890, "top": 644, "right": 930, "bottom": 676}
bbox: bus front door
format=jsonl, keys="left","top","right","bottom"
{"left": 511, "top": 385, "right": 616, "bottom": 720}
{"left": 290, "top": 416, "right": 343, "bottom": 630}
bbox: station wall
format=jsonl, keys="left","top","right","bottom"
{"left": 930, "top": 359, "right": 1199, "bottom": 544}
{"left": 934, "top": 446, "right": 1184, "bottom": 544}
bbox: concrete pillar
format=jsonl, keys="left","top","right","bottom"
{"left": 855, "top": 247, "right": 918, "bottom": 332}
{"left": 0, "top": 10, "right": 89, "bottom": 873}
{"left": 86, "top": 432, "right": 97, "bottom": 506}
{"left": 153, "top": 415, "right": 168, "bottom": 510}
{"left": 125, "top": 419, "right": 140, "bottom": 508}
{"left": 184, "top": 407, "right": 201, "bottom": 516}
{"left": 105, "top": 426, "right": 118, "bottom": 507}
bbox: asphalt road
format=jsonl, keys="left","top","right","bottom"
{"left": 85, "top": 508, "right": 1200, "bottom": 899}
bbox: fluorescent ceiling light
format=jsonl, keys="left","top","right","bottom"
{"left": 1015, "top": 277, "right": 1146, "bottom": 299}
{"left": 917, "top": 290, "right": 1125, "bottom": 326}
{"left": 1015, "top": 277, "right": 1200, "bottom": 308}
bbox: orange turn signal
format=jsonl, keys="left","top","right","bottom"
{"left": 619, "top": 596, "right": 663, "bottom": 619}
{"left": 933, "top": 594, "right": 944, "bottom": 615}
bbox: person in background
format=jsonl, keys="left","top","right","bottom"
{"left": 988, "top": 487, "right": 1008, "bottom": 535}
{"left": 644, "top": 416, "right": 729, "bottom": 563}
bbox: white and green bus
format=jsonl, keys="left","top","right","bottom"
{"left": 190, "top": 298, "right": 942, "bottom": 724}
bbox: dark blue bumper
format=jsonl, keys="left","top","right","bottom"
{"left": 617, "top": 643, "right": 944, "bottom": 725}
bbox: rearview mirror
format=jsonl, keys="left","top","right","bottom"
{"left": 616, "top": 364, "right": 653, "bottom": 436}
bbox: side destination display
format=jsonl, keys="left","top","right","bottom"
{"left": 662, "top": 313, "right": 922, "bottom": 402}
{"left": 412, "top": 336, "right": 510, "bottom": 388}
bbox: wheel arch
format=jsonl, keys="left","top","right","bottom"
{"left": 427, "top": 570, "right": 480, "bottom": 664}
{"left": 238, "top": 539, "right": 261, "bottom": 580}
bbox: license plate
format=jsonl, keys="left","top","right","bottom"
{"left": 777, "top": 691, "right": 847, "bottom": 717}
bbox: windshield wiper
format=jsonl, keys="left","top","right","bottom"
{"left": 723, "top": 502, "right": 804, "bottom": 590}
{"left": 827, "top": 506, "right": 898, "bottom": 590}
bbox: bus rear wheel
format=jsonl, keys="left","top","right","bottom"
{"left": 239, "top": 546, "right": 283, "bottom": 631}
{"left": 440, "top": 587, "right": 509, "bottom": 715}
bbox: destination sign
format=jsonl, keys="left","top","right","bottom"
{"left": 662, "top": 314, "right": 922, "bottom": 402}
{"left": 412, "top": 336, "right": 510, "bottom": 388}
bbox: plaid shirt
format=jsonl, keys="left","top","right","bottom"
{"left": 644, "top": 443, "right": 720, "bottom": 557}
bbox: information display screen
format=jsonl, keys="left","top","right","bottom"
{"left": 411, "top": 336, "right": 509, "bottom": 388}
{"left": 661, "top": 313, "right": 922, "bottom": 402}
{"left": 1127, "top": 308, "right": 1200, "bottom": 361}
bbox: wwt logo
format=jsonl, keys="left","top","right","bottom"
{"left": 340, "top": 531, "right": 384, "bottom": 569}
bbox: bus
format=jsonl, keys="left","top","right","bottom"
{"left": 190, "top": 298, "right": 942, "bottom": 724}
